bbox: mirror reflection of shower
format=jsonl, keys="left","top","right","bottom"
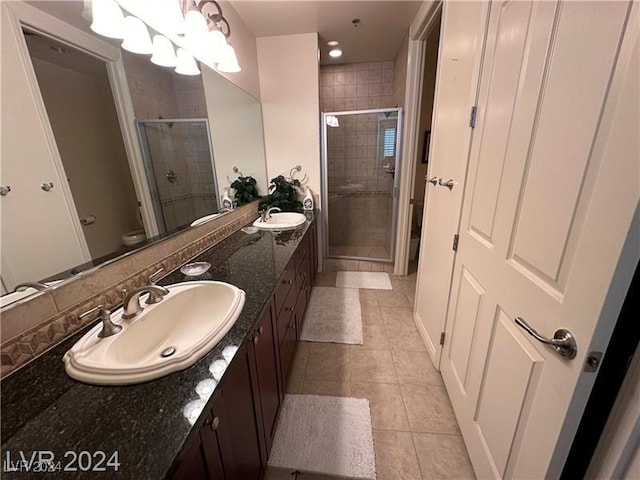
{"left": 322, "top": 108, "right": 403, "bottom": 262}
{"left": 136, "top": 119, "right": 219, "bottom": 235}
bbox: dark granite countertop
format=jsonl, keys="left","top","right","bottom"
{"left": 1, "top": 215, "right": 313, "bottom": 479}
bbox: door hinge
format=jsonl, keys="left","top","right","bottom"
{"left": 452, "top": 234, "right": 459, "bottom": 251}
{"left": 439, "top": 332, "right": 446, "bottom": 346}
{"left": 469, "top": 105, "right": 478, "bottom": 128}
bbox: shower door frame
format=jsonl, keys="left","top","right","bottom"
{"left": 135, "top": 118, "right": 220, "bottom": 235}
{"left": 321, "top": 107, "right": 404, "bottom": 263}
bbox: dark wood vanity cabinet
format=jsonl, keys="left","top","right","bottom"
{"left": 249, "top": 300, "right": 282, "bottom": 456}
{"left": 170, "top": 221, "right": 317, "bottom": 480}
{"left": 170, "top": 342, "right": 262, "bottom": 480}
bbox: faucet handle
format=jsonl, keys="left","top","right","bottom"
{"left": 79, "top": 305, "right": 122, "bottom": 338}
{"left": 79, "top": 304, "right": 109, "bottom": 322}
{"left": 149, "top": 268, "right": 164, "bottom": 284}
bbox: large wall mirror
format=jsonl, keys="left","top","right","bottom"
{"left": 0, "top": 1, "right": 267, "bottom": 307}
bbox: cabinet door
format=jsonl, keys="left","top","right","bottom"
{"left": 171, "top": 432, "right": 211, "bottom": 480}
{"left": 280, "top": 318, "right": 297, "bottom": 385}
{"left": 309, "top": 222, "right": 318, "bottom": 285}
{"left": 251, "top": 302, "right": 281, "bottom": 455}
{"left": 216, "top": 342, "right": 263, "bottom": 480}
{"left": 295, "top": 277, "right": 310, "bottom": 335}
{"left": 200, "top": 396, "right": 226, "bottom": 479}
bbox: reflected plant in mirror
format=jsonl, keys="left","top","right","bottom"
{"left": 1, "top": 0, "right": 268, "bottom": 307}
{"left": 259, "top": 176, "right": 303, "bottom": 213}
{"left": 230, "top": 175, "right": 260, "bottom": 205}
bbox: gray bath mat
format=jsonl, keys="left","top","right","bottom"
{"left": 268, "top": 394, "right": 376, "bottom": 479}
{"left": 300, "top": 287, "right": 363, "bottom": 344}
{"left": 336, "top": 272, "right": 392, "bottom": 290}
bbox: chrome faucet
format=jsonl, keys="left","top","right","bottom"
{"left": 260, "top": 206, "right": 281, "bottom": 222}
{"left": 14, "top": 282, "right": 48, "bottom": 292}
{"left": 121, "top": 285, "right": 170, "bottom": 320}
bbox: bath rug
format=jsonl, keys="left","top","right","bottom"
{"left": 268, "top": 394, "right": 376, "bottom": 479}
{"left": 300, "top": 287, "right": 363, "bottom": 344}
{"left": 336, "top": 271, "right": 392, "bottom": 290}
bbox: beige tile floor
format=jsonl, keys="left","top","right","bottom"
{"left": 266, "top": 267, "right": 475, "bottom": 480}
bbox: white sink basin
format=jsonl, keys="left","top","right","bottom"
{"left": 190, "top": 213, "right": 222, "bottom": 227}
{"left": 63, "top": 281, "right": 245, "bottom": 385}
{"left": 253, "top": 212, "right": 306, "bottom": 231}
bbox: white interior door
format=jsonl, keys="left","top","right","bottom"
{"left": 440, "top": 1, "right": 639, "bottom": 479}
{"left": 414, "top": 1, "right": 488, "bottom": 366}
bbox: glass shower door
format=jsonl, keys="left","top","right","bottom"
{"left": 136, "top": 119, "right": 219, "bottom": 235}
{"left": 322, "top": 108, "right": 402, "bottom": 262}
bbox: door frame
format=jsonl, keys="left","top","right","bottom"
{"left": 3, "top": 2, "right": 159, "bottom": 239}
{"left": 393, "top": 0, "right": 442, "bottom": 275}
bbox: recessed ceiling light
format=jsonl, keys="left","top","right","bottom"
{"left": 328, "top": 48, "right": 343, "bottom": 58}
{"left": 327, "top": 40, "right": 339, "bottom": 46}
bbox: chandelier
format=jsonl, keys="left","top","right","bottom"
{"left": 89, "top": 0, "right": 241, "bottom": 76}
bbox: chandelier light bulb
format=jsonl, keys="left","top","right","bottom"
{"left": 152, "top": 0, "right": 185, "bottom": 35}
{"left": 175, "top": 48, "right": 201, "bottom": 75}
{"left": 150, "top": 35, "right": 177, "bottom": 67}
{"left": 90, "top": 0, "right": 125, "bottom": 39}
{"left": 184, "top": 6, "right": 208, "bottom": 40}
{"left": 121, "top": 16, "right": 153, "bottom": 54}
{"left": 216, "top": 42, "right": 241, "bottom": 73}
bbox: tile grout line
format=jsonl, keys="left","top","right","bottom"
{"left": 385, "top": 281, "right": 424, "bottom": 480}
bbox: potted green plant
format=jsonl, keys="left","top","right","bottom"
{"left": 230, "top": 175, "right": 260, "bottom": 205}
{"left": 258, "top": 175, "right": 303, "bottom": 212}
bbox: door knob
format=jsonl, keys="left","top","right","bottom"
{"left": 438, "top": 178, "right": 455, "bottom": 190}
{"left": 426, "top": 176, "right": 438, "bottom": 186}
{"left": 41, "top": 182, "right": 54, "bottom": 192}
{"left": 514, "top": 317, "right": 577, "bottom": 359}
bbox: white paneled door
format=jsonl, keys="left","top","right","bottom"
{"left": 414, "top": 1, "right": 489, "bottom": 367}
{"left": 440, "top": 1, "right": 639, "bottom": 479}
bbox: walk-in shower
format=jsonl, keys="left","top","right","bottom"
{"left": 136, "top": 119, "right": 219, "bottom": 235}
{"left": 321, "top": 108, "right": 403, "bottom": 262}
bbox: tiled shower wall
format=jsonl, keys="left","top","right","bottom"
{"left": 320, "top": 62, "right": 398, "bottom": 261}
{"left": 123, "top": 54, "right": 218, "bottom": 232}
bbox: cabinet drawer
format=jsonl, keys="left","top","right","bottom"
{"left": 274, "top": 258, "right": 295, "bottom": 316}
{"left": 276, "top": 285, "right": 297, "bottom": 347}
{"left": 294, "top": 232, "right": 311, "bottom": 273}
{"left": 295, "top": 279, "right": 309, "bottom": 337}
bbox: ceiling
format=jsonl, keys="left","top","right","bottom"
{"left": 229, "top": 1, "right": 422, "bottom": 65}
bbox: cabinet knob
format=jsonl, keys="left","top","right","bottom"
{"left": 259, "top": 326, "right": 264, "bottom": 335}
{"left": 205, "top": 416, "right": 220, "bottom": 431}
{"left": 289, "top": 323, "right": 296, "bottom": 329}
{"left": 284, "top": 306, "right": 293, "bottom": 312}
{"left": 253, "top": 335, "right": 259, "bottom": 345}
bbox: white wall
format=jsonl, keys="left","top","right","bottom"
{"left": 218, "top": 0, "right": 261, "bottom": 99}
{"left": 257, "top": 33, "right": 321, "bottom": 201}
